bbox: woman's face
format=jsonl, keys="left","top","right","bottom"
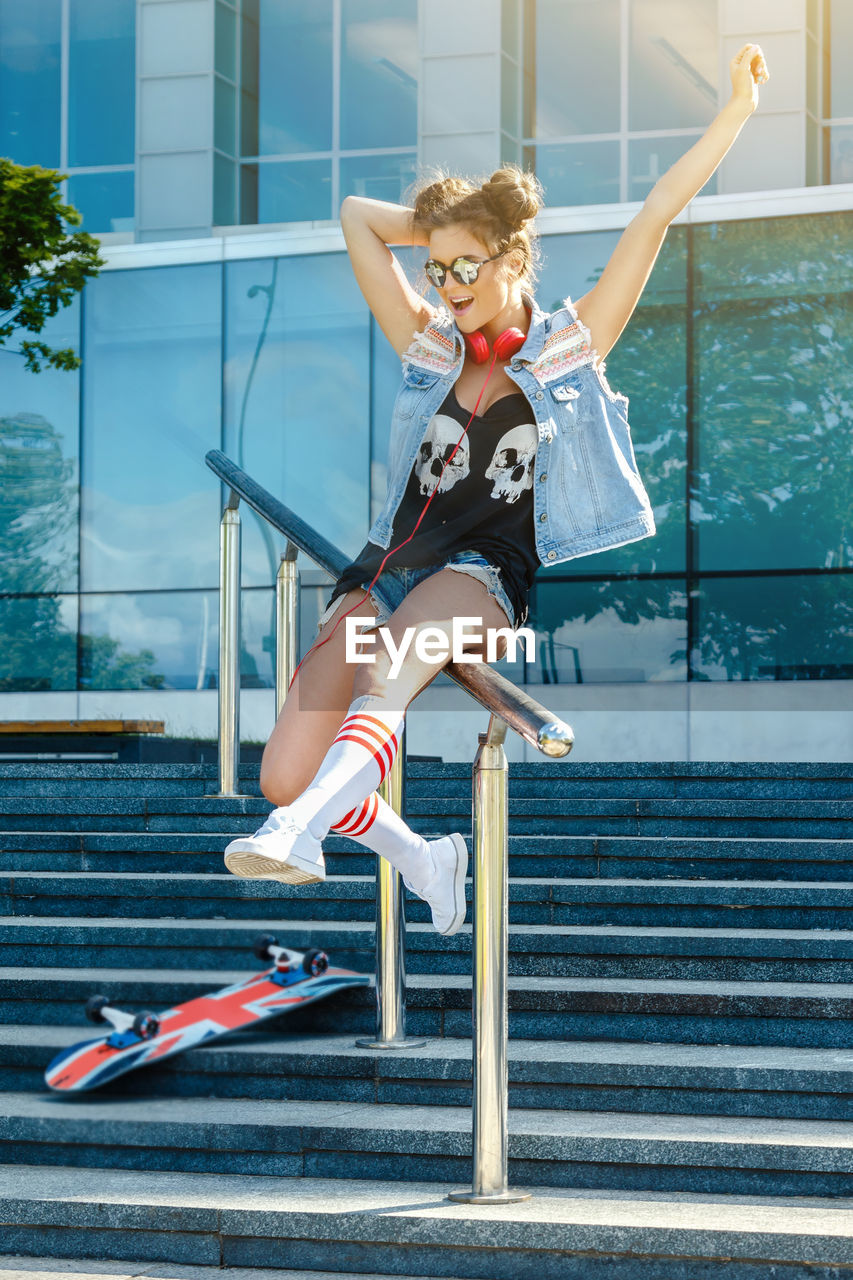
{"left": 427, "top": 223, "right": 521, "bottom": 334}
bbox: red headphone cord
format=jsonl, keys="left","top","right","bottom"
{"left": 285, "top": 348, "right": 501, "bottom": 693}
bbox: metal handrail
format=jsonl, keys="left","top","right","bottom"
{"left": 205, "top": 447, "right": 575, "bottom": 1202}
{"left": 206, "top": 450, "right": 573, "bottom": 758}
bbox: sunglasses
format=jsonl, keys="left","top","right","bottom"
{"left": 423, "top": 251, "right": 506, "bottom": 289}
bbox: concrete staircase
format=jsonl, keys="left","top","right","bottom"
{"left": 1, "top": 759, "right": 852, "bottom": 1277}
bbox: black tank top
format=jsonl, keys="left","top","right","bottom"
{"left": 330, "top": 385, "right": 539, "bottom": 627}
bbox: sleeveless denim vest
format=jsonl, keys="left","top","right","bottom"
{"left": 367, "top": 293, "right": 656, "bottom": 566}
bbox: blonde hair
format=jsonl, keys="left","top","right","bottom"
{"left": 409, "top": 163, "right": 543, "bottom": 286}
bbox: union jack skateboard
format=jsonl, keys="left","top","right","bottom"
{"left": 44, "top": 935, "right": 370, "bottom": 1093}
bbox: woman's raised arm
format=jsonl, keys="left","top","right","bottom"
{"left": 574, "top": 42, "right": 770, "bottom": 365}
{"left": 340, "top": 196, "right": 435, "bottom": 358}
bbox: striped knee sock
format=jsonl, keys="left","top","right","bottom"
{"left": 286, "top": 694, "right": 405, "bottom": 842}
{"left": 329, "top": 790, "right": 433, "bottom": 894}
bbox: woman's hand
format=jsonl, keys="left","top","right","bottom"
{"left": 729, "top": 42, "right": 769, "bottom": 114}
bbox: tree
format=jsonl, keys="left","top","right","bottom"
{"left": 0, "top": 157, "right": 106, "bottom": 373}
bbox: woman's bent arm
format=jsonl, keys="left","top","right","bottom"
{"left": 575, "top": 42, "right": 769, "bottom": 364}
{"left": 340, "top": 196, "right": 435, "bottom": 358}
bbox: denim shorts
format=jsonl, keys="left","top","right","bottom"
{"left": 318, "top": 548, "right": 519, "bottom": 634}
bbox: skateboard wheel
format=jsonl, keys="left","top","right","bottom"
{"left": 302, "top": 948, "right": 329, "bottom": 976}
{"left": 253, "top": 932, "right": 278, "bottom": 961}
{"left": 131, "top": 1011, "right": 160, "bottom": 1039}
{"left": 85, "top": 994, "right": 110, "bottom": 1024}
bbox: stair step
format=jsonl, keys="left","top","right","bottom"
{"left": 3, "top": 832, "right": 852, "bottom": 881}
{"left": 4, "top": 872, "right": 853, "bottom": 929}
{"left": 1, "top": 794, "right": 852, "bottom": 838}
{"left": 3, "top": 1093, "right": 853, "bottom": 1195}
{"left": 3, "top": 916, "right": 852, "bottom": 981}
{"left": 0, "top": 1262, "right": 456, "bottom": 1280}
{"left": 6, "top": 1027, "right": 853, "bottom": 1120}
{"left": 4, "top": 1164, "right": 853, "bottom": 1277}
{"left": 4, "top": 968, "right": 852, "bottom": 1046}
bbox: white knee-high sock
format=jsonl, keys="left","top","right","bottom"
{"left": 329, "top": 790, "right": 434, "bottom": 895}
{"left": 286, "top": 693, "right": 405, "bottom": 841}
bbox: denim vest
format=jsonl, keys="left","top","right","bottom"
{"left": 367, "top": 293, "right": 656, "bottom": 566}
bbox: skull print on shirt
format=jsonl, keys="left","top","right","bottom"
{"left": 484, "top": 423, "right": 537, "bottom": 504}
{"left": 414, "top": 414, "right": 471, "bottom": 496}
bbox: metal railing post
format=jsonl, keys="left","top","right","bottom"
{"left": 356, "top": 725, "right": 426, "bottom": 1050}
{"left": 275, "top": 543, "right": 300, "bottom": 717}
{"left": 449, "top": 714, "right": 531, "bottom": 1204}
{"left": 216, "top": 496, "right": 243, "bottom": 798}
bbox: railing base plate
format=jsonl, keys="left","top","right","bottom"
{"left": 354, "top": 1037, "right": 428, "bottom": 1050}
{"left": 447, "top": 1188, "right": 532, "bottom": 1204}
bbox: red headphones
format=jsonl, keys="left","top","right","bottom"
{"left": 464, "top": 326, "right": 526, "bottom": 365}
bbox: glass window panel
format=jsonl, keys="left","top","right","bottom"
{"left": 829, "top": 0, "right": 853, "bottom": 119}
{"left": 368, "top": 247, "right": 422, "bottom": 525}
{"left": 215, "top": 0, "right": 237, "bottom": 81}
{"left": 224, "top": 253, "right": 370, "bottom": 585}
{"left": 530, "top": 140, "right": 621, "bottom": 206}
{"left": 65, "top": 170, "right": 134, "bottom": 234}
{"left": 502, "top": 52, "right": 520, "bottom": 138}
{"left": 536, "top": 228, "right": 687, "bottom": 577}
{"left": 214, "top": 153, "right": 237, "bottom": 226}
{"left": 502, "top": 0, "right": 521, "bottom": 60}
{"left": 82, "top": 264, "right": 222, "bottom": 592}
{"left": 252, "top": 0, "right": 332, "bottom": 156}
{"left": 529, "top": 0, "right": 620, "bottom": 137}
{"left": 243, "top": 160, "right": 332, "bottom": 223}
{"left": 0, "top": 0, "right": 62, "bottom": 166}
{"left": 215, "top": 76, "right": 237, "bottom": 156}
{"left": 0, "top": 594, "right": 77, "bottom": 691}
{"left": 529, "top": 577, "right": 687, "bottom": 683}
{"left": 629, "top": 135, "right": 716, "bottom": 203}
{"left": 693, "top": 212, "right": 853, "bottom": 574}
{"left": 340, "top": 0, "right": 417, "bottom": 150}
{"left": 692, "top": 574, "right": 853, "bottom": 681}
{"left": 826, "top": 124, "right": 853, "bottom": 184}
{"left": 240, "top": 0, "right": 259, "bottom": 157}
{"left": 629, "top": 0, "right": 718, "bottom": 132}
{"left": 339, "top": 153, "right": 417, "bottom": 205}
{"left": 0, "top": 297, "right": 81, "bottom": 595}
{"left": 68, "top": 0, "right": 135, "bottom": 167}
{"left": 80, "top": 591, "right": 209, "bottom": 691}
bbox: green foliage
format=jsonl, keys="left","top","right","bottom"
{"left": 0, "top": 157, "right": 107, "bottom": 373}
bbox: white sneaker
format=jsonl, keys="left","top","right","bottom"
{"left": 420, "top": 833, "right": 468, "bottom": 936}
{"left": 224, "top": 808, "right": 326, "bottom": 885}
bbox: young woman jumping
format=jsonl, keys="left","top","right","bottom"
{"left": 223, "top": 43, "right": 769, "bottom": 936}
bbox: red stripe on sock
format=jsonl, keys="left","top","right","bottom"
{"left": 333, "top": 732, "right": 398, "bottom": 781}
{"left": 330, "top": 802, "right": 363, "bottom": 833}
{"left": 335, "top": 715, "right": 393, "bottom": 750}
{"left": 347, "top": 792, "right": 378, "bottom": 836}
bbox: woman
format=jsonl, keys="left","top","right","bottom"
{"left": 224, "top": 44, "right": 769, "bottom": 935}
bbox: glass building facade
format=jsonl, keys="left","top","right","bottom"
{"left": 0, "top": 0, "right": 851, "bottom": 731}
{"left": 2, "top": 210, "right": 851, "bottom": 694}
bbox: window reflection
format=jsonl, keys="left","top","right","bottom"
{"left": 693, "top": 213, "right": 853, "bottom": 573}
{"left": 68, "top": 0, "right": 135, "bottom": 167}
{"left": 692, "top": 575, "right": 853, "bottom": 680}
{"left": 66, "top": 171, "right": 134, "bottom": 234}
{"left": 527, "top": 0, "right": 620, "bottom": 137}
{"left": 81, "top": 264, "right": 222, "bottom": 592}
{"left": 529, "top": 140, "right": 621, "bottom": 207}
{"left": 340, "top": 0, "right": 417, "bottom": 150}
{"left": 0, "top": 298, "right": 80, "bottom": 596}
{"left": 224, "top": 253, "right": 371, "bottom": 586}
{"left": 629, "top": 135, "right": 716, "bottom": 203}
{"left": 628, "top": 0, "right": 717, "bottom": 132}
{"left": 245, "top": 0, "right": 333, "bottom": 156}
{"left": 529, "top": 577, "right": 687, "bottom": 683}
{"left": 241, "top": 160, "right": 332, "bottom": 224}
{"left": 0, "top": 594, "right": 77, "bottom": 692}
{"left": 0, "top": 0, "right": 62, "bottom": 166}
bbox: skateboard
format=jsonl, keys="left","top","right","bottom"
{"left": 44, "top": 934, "right": 370, "bottom": 1093}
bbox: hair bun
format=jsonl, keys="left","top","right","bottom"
{"left": 481, "top": 165, "right": 542, "bottom": 229}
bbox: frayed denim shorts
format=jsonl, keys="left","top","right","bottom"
{"left": 318, "top": 548, "right": 519, "bottom": 635}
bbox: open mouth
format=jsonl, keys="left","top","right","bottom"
{"left": 449, "top": 295, "right": 475, "bottom": 315}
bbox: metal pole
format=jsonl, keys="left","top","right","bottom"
{"left": 275, "top": 543, "right": 300, "bottom": 718}
{"left": 216, "top": 498, "right": 242, "bottom": 798}
{"left": 449, "top": 714, "right": 531, "bottom": 1204}
{"left": 356, "top": 723, "right": 426, "bottom": 1050}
